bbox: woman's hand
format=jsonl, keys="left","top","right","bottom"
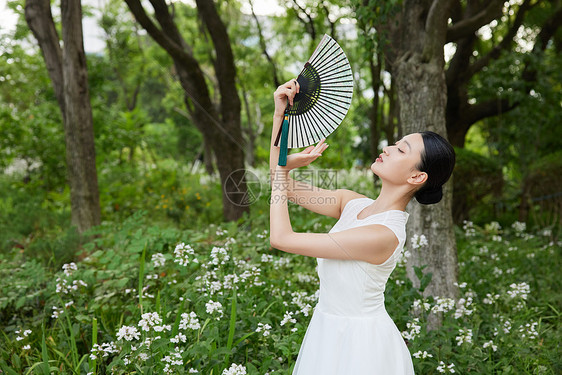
{"left": 273, "top": 78, "right": 300, "bottom": 117}
{"left": 276, "top": 138, "right": 329, "bottom": 172}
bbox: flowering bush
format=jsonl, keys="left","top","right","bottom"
{"left": 0, "top": 170, "right": 560, "bottom": 374}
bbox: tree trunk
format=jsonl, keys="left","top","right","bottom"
{"left": 125, "top": 0, "right": 249, "bottom": 222}
{"left": 240, "top": 82, "right": 256, "bottom": 167}
{"left": 383, "top": 0, "right": 460, "bottom": 330}
{"left": 61, "top": 0, "right": 101, "bottom": 232}
{"left": 25, "top": 0, "right": 101, "bottom": 233}
{"left": 368, "top": 51, "right": 381, "bottom": 189}
{"left": 395, "top": 53, "right": 459, "bottom": 303}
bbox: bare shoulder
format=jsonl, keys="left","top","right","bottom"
{"left": 338, "top": 189, "right": 369, "bottom": 215}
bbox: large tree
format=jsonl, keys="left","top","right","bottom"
{"left": 356, "top": 0, "right": 460, "bottom": 329}
{"left": 25, "top": 0, "right": 101, "bottom": 233}
{"left": 124, "top": 0, "right": 249, "bottom": 221}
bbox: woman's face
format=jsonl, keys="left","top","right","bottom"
{"left": 370, "top": 133, "right": 426, "bottom": 186}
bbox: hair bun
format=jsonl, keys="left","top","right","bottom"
{"left": 415, "top": 186, "right": 443, "bottom": 205}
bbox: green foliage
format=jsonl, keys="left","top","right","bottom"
{"left": 1, "top": 1, "right": 561, "bottom": 372}
{"left": 1, "top": 166, "right": 561, "bottom": 374}
{"left": 452, "top": 147, "right": 503, "bottom": 224}
{"left": 524, "top": 151, "right": 562, "bottom": 233}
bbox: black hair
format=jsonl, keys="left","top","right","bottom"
{"left": 414, "top": 131, "right": 456, "bottom": 205}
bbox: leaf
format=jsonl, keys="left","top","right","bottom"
{"left": 10, "top": 354, "right": 20, "bottom": 370}
{"left": 15, "top": 296, "right": 26, "bottom": 309}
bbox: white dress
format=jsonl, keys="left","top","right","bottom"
{"left": 292, "top": 197, "right": 415, "bottom": 375}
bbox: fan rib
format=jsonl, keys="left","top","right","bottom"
{"left": 317, "top": 95, "right": 350, "bottom": 116}
{"left": 302, "top": 110, "right": 333, "bottom": 141}
{"left": 303, "top": 110, "right": 334, "bottom": 146}
{"left": 314, "top": 51, "right": 346, "bottom": 74}
{"left": 318, "top": 90, "right": 353, "bottom": 102}
{"left": 310, "top": 42, "right": 337, "bottom": 69}
{"left": 312, "top": 99, "right": 345, "bottom": 123}
{"left": 320, "top": 69, "right": 353, "bottom": 81}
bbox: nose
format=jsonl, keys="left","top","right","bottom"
{"left": 382, "top": 146, "right": 390, "bottom": 155}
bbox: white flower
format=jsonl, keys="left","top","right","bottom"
{"left": 280, "top": 311, "right": 296, "bottom": 326}
{"left": 483, "top": 340, "right": 497, "bottom": 351}
{"left": 209, "top": 246, "right": 230, "bottom": 266}
{"left": 138, "top": 312, "right": 162, "bottom": 332}
{"left": 455, "top": 328, "right": 473, "bottom": 345}
{"left": 152, "top": 253, "right": 166, "bottom": 267}
{"left": 511, "top": 221, "right": 526, "bottom": 233}
{"left": 436, "top": 361, "right": 456, "bottom": 373}
{"left": 22, "top": 344, "right": 31, "bottom": 350}
{"left": 431, "top": 297, "right": 456, "bottom": 314}
{"left": 273, "top": 257, "right": 291, "bottom": 268}
{"left": 454, "top": 297, "right": 474, "bottom": 319}
{"left": 116, "top": 325, "right": 140, "bottom": 341}
{"left": 260, "top": 254, "right": 273, "bottom": 263}
{"left": 519, "top": 321, "right": 539, "bottom": 339}
{"left": 170, "top": 333, "right": 187, "bottom": 343}
{"left": 410, "top": 234, "right": 428, "bottom": 250}
{"left": 462, "top": 220, "right": 476, "bottom": 236}
{"left": 256, "top": 322, "right": 272, "bottom": 337}
{"left": 205, "top": 300, "right": 223, "bottom": 319}
{"left": 486, "top": 221, "right": 502, "bottom": 233}
{"left": 401, "top": 318, "right": 422, "bottom": 341}
{"left": 90, "top": 342, "right": 119, "bottom": 359}
{"left": 412, "top": 350, "right": 433, "bottom": 358}
{"left": 51, "top": 306, "right": 62, "bottom": 319}
{"left": 55, "top": 278, "right": 87, "bottom": 294}
{"left": 412, "top": 299, "right": 431, "bottom": 312}
{"left": 62, "top": 262, "right": 78, "bottom": 277}
{"left": 162, "top": 346, "right": 184, "bottom": 372}
{"left": 507, "top": 282, "right": 530, "bottom": 300}
{"left": 222, "top": 363, "right": 247, "bottom": 375}
{"left": 174, "top": 242, "right": 198, "bottom": 266}
{"left": 483, "top": 293, "right": 500, "bottom": 304}
{"left": 179, "top": 312, "right": 201, "bottom": 330}
{"left": 502, "top": 320, "right": 512, "bottom": 334}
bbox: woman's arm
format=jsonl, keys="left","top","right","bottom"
{"left": 270, "top": 166, "right": 399, "bottom": 265}
{"left": 269, "top": 80, "right": 345, "bottom": 219}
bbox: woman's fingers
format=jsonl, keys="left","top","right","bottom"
{"left": 311, "top": 139, "right": 326, "bottom": 154}
{"left": 285, "top": 79, "right": 299, "bottom": 106}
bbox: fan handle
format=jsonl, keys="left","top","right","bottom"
{"left": 278, "top": 112, "right": 289, "bottom": 166}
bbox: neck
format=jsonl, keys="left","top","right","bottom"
{"left": 369, "top": 183, "right": 412, "bottom": 213}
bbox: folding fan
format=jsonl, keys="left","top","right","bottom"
{"left": 274, "top": 34, "right": 354, "bottom": 166}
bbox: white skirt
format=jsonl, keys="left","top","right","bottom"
{"left": 292, "top": 307, "right": 415, "bottom": 375}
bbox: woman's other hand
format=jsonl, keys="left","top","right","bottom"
{"left": 277, "top": 139, "right": 329, "bottom": 172}
{"left": 273, "top": 78, "right": 300, "bottom": 117}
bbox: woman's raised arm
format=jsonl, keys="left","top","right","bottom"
{"left": 269, "top": 80, "right": 350, "bottom": 219}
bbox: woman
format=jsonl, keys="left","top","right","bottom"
{"left": 269, "top": 79, "right": 455, "bottom": 374}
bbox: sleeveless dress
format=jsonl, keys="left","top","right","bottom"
{"left": 292, "top": 197, "right": 415, "bottom": 375}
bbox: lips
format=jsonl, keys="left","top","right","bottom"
{"left": 376, "top": 154, "right": 383, "bottom": 162}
